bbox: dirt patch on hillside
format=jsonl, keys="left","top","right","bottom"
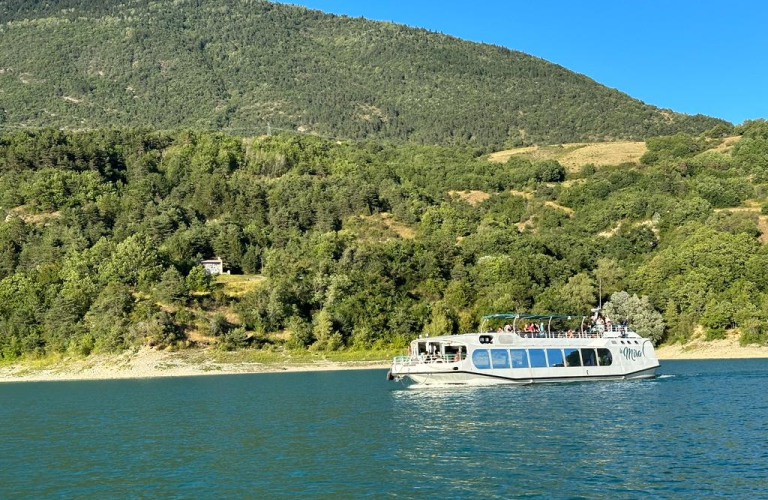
{"left": 758, "top": 216, "right": 768, "bottom": 244}
{"left": 509, "top": 190, "right": 573, "bottom": 215}
{"left": 713, "top": 199, "right": 762, "bottom": 213}
{"left": 361, "top": 212, "right": 415, "bottom": 239}
{"left": 509, "top": 189, "right": 533, "bottom": 200}
{"left": 487, "top": 146, "right": 539, "bottom": 163}
{"left": 559, "top": 142, "right": 646, "bottom": 170}
{"left": 489, "top": 141, "right": 646, "bottom": 170}
{"left": 448, "top": 190, "right": 490, "bottom": 206}
{"left": 6, "top": 206, "right": 62, "bottom": 225}
{"left": 709, "top": 135, "right": 741, "bottom": 153}
{"left": 713, "top": 201, "right": 768, "bottom": 244}
{"left": 598, "top": 219, "right": 659, "bottom": 238}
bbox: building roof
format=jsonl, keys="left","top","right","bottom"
{"left": 200, "top": 257, "right": 223, "bottom": 264}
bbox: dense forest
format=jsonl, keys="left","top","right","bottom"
{"left": 1, "top": 119, "right": 767, "bottom": 360}
{"left": 0, "top": 0, "right": 727, "bottom": 147}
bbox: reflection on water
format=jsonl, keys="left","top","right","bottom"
{"left": 389, "top": 364, "right": 768, "bottom": 499}
{"left": 1, "top": 360, "right": 767, "bottom": 499}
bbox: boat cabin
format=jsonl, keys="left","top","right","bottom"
{"left": 413, "top": 339, "right": 467, "bottom": 362}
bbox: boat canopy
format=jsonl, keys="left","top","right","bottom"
{"left": 482, "top": 313, "right": 585, "bottom": 321}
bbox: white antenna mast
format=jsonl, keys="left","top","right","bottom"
{"left": 599, "top": 277, "right": 602, "bottom": 310}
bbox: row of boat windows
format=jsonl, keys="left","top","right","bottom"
{"left": 472, "top": 348, "right": 613, "bottom": 370}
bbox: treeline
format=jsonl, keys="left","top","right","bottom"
{"left": 0, "top": 0, "right": 727, "bottom": 147}
{"left": 1, "top": 122, "right": 768, "bottom": 360}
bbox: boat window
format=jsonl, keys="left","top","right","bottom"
{"left": 472, "top": 349, "right": 491, "bottom": 369}
{"left": 444, "top": 345, "right": 465, "bottom": 362}
{"left": 490, "top": 349, "right": 509, "bottom": 368}
{"left": 546, "top": 348, "right": 564, "bottom": 367}
{"left": 510, "top": 349, "right": 529, "bottom": 368}
{"left": 597, "top": 348, "right": 613, "bottom": 366}
{"left": 581, "top": 348, "right": 597, "bottom": 367}
{"left": 564, "top": 348, "right": 582, "bottom": 367}
{"left": 528, "top": 349, "right": 547, "bottom": 368}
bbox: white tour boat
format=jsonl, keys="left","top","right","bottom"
{"left": 387, "top": 313, "right": 660, "bottom": 386}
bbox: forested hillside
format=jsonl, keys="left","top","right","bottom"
{"left": 0, "top": 0, "right": 727, "bottom": 147}
{"left": 1, "top": 120, "right": 767, "bottom": 360}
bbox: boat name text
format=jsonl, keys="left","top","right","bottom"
{"left": 620, "top": 346, "right": 642, "bottom": 361}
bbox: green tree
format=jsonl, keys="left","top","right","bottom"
{"left": 560, "top": 273, "right": 596, "bottom": 312}
{"left": 186, "top": 265, "right": 212, "bottom": 292}
{"left": 594, "top": 258, "right": 625, "bottom": 299}
{"left": 99, "top": 235, "right": 162, "bottom": 287}
{"left": 423, "top": 306, "right": 455, "bottom": 338}
{"left": 286, "top": 315, "right": 313, "bottom": 349}
{"left": 603, "top": 291, "right": 665, "bottom": 345}
{"left": 310, "top": 309, "right": 342, "bottom": 351}
{"left": 154, "top": 267, "right": 188, "bottom": 304}
{"left": 83, "top": 283, "right": 134, "bottom": 352}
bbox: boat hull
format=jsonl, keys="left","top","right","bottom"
{"left": 398, "top": 365, "right": 659, "bottom": 387}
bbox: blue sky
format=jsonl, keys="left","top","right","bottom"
{"left": 286, "top": 0, "right": 766, "bottom": 124}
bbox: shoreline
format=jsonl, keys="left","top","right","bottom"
{"left": 2, "top": 339, "right": 766, "bottom": 383}
{"left": 0, "top": 348, "right": 391, "bottom": 384}
{"left": 655, "top": 335, "right": 768, "bottom": 360}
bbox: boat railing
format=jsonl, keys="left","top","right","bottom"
{"left": 392, "top": 354, "right": 464, "bottom": 366}
{"left": 507, "top": 325, "right": 632, "bottom": 339}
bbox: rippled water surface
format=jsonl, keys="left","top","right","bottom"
{"left": 1, "top": 360, "right": 767, "bottom": 499}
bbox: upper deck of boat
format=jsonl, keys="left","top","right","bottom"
{"left": 417, "top": 326, "right": 641, "bottom": 346}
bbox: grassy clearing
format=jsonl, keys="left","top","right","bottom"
{"left": 215, "top": 274, "right": 265, "bottom": 297}
{"left": 488, "top": 143, "right": 586, "bottom": 164}
{"left": 448, "top": 190, "right": 491, "bottom": 206}
{"left": 0, "top": 351, "right": 78, "bottom": 369}
{"left": 597, "top": 218, "right": 660, "bottom": 238}
{"left": 510, "top": 190, "right": 573, "bottom": 215}
{"left": 357, "top": 212, "right": 415, "bottom": 239}
{"left": 7, "top": 205, "right": 62, "bottom": 225}
{"left": 489, "top": 141, "right": 647, "bottom": 171}
{"left": 344, "top": 212, "right": 416, "bottom": 241}
{"left": 709, "top": 135, "right": 741, "bottom": 153}
{"left": 713, "top": 200, "right": 768, "bottom": 244}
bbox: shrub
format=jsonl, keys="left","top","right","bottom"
{"left": 217, "top": 327, "right": 251, "bottom": 350}
{"left": 208, "top": 313, "right": 232, "bottom": 337}
{"left": 739, "top": 320, "right": 767, "bottom": 346}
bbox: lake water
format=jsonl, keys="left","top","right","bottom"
{"left": 1, "top": 360, "right": 767, "bottom": 499}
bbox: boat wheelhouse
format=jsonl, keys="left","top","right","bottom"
{"left": 388, "top": 313, "right": 660, "bottom": 386}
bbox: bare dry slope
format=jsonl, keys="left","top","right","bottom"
{"left": 489, "top": 141, "right": 647, "bottom": 170}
